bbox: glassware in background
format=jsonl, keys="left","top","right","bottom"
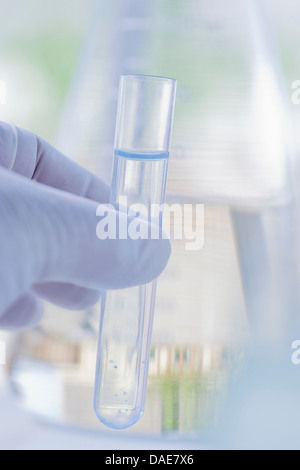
{"left": 8, "top": 0, "right": 297, "bottom": 442}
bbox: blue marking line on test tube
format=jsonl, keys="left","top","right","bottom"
{"left": 115, "top": 149, "right": 169, "bottom": 160}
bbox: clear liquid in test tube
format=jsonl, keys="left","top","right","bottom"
{"left": 94, "top": 75, "right": 177, "bottom": 429}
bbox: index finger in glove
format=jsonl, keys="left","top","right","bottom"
{"left": 0, "top": 121, "right": 110, "bottom": 308}
{"left": 0, "top": 120, "right": 110, "bottom": 202}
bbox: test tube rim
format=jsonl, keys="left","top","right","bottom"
{"left": 120, "top": 73, "right": 177, "bottom": 85}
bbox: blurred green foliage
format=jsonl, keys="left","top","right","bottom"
{"left": 9, "top": 29, "right": 82, "bottom": 104}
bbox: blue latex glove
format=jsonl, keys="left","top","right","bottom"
{"left": 0, "top": 122, "right": 171, "bottom": 331}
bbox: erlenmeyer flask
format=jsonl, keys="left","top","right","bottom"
{"left": 9, "top": 0, "right": 298, "bottom": 440}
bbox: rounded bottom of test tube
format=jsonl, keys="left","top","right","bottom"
{"left": 94, "top": 405, "right": 144, "bottom": 430}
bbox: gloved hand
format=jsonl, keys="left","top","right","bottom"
{"left": 0, "top": 122, "right": 171, "bottom": 331}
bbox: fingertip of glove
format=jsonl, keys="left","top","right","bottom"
{"left": 143, "top": 236, "right": 172, "bottom": 282}
{"left": 14, "top": 126, "right": 38, "bottom": 178}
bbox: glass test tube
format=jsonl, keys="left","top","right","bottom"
{"left": 94, "top": 75, "right": 177, "bottom": 429}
